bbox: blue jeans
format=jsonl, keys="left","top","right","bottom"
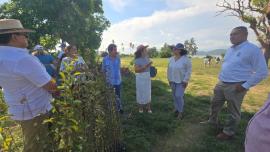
{"left": 113, "top": 84, "right": 123, "bottom": 111}
{"left": 170, "top": 82, "right": 185, "bottom": 113}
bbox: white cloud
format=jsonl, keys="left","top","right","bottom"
{"left": 100, "top": 5, "right": 208, "bottom": 51}
{"left": 107, "top": 0, "right": 133, "bottom": 12}
{"left": 100, "top": 0, "right": 258, "bottom": 53}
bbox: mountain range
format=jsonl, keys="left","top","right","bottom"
{"left": 197, "top": 49, "right": 227, "bottom": 56}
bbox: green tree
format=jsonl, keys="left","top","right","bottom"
{"left": 184, "top": 37, "right": 198, "bottom": 55}
{"left": 148, "top": 47, "right": 159, "bottom": 58}
{"left": 218, "top": 0, "right": 270, "bottom": 66}
{"left": 0, "top": 0, "right": 110, "bottom": 55}
{"left": 160, "top": 43, "right": 172, "bottom": 58}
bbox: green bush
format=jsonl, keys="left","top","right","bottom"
{"left": 0, "top": 59, "right": 123, "bottom": 152}
{"left": 45, "top": 60, "right": 122, "bottom": 151}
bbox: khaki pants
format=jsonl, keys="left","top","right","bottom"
{"left": 209, "top": 81, "right": 247, "bottom": 136}
{"left": 18, "top": 113, "right": 50, "bottom": 152}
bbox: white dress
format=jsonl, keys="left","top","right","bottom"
{"left": 135, "top": 57, "right": 151, "bottom": 104}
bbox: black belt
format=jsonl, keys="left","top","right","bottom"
{"left": 221, "top": 81, "right": 246, "bottom": 84}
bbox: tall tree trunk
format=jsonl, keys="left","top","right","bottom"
{"left": 262, "top": 46, "right": 270, "bottom": 67}
{"left": 266, "top": 1, "right": 270, "bottom": 67}
{"left": 267, "top": 1, "right": 270, "bottom": 21}
{"left": 262, "top": 43, "right": 270, "bottom": 65}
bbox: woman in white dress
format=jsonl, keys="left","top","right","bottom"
{"left": 134, "top": 45, "right": 152, "bottom": 113}
{"left": 167, "top": 43, "right": 192, "bottom": 119}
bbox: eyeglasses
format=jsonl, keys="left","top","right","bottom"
{"left": 14, "top": 33, "right": 29, "bottom": 38}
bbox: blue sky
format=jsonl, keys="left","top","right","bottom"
{"left": 100, "top": 0, "right": 258, "bottom": 53}
{"left": 103, "top": 0, "right": 189, "bottom": 23}
{"left": 0, "top": 0, "right": 258, "bottom": 53}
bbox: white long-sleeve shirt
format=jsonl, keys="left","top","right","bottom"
{"left": 0, "top": 46, "right": 52, "bottom": 120}
{"left": 167, "top": 55, "right": 192, "bottom": 83}
{"left": 219, "top": 41, "right": 268, "bottom": 89}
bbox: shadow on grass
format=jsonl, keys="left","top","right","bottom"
{"left": 121, "top": 74, "right": 179, "bottom": 152}
{"left": 177, "top": 95, "right": 255, "bottom": 152}
{"left": 120, "top": 74, "right": 256, "bottom": 152}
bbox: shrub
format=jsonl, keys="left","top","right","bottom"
{"left": 0, "top": 59, "right": 123, "bottom": 151}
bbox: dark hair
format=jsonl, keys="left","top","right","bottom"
{"left": 134, "top": 47, "right": 144, "bottom": 59}
{"left": 108, "top": 44, "right": 117, "bottom": 52}
{"left": 180, "top": 49, "right": 188, "bottom": 56}
{"left": 234, "top": 26, "right": 248, "bottom": 35}
{"left": 66, "top": 45, "right": 72, "bottom": 52}
{"left": 66, "top": 45, "right": 77, "bottom": 52}
{"left": 0, "top": 33, "right": 12, "bottom": 44}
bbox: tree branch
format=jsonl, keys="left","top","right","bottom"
{"left": 247, "top": 0, "right": 264, "bottom": 13}
{"left": 217, "top": 0, "right": 270, "bottom": 48}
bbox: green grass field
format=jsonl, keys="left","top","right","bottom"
{"left": 120, "top": 57, "right": 270, "bottom": 152}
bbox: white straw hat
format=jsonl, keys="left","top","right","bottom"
{"left": 0, "top": 19, "right": 34, "bottom": 34}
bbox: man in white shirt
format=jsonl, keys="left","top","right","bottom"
{"left": 0, "top": 19, "right": 57, "bottom": 152}
{"left": 204, "top": 26, "right": 268, "bottom": 140}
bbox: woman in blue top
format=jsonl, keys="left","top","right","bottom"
{"left": 32, "top": 45, "right": 56, "bottom": 78}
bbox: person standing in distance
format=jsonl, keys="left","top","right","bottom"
{"left": 102, "top": 44, "right": 123, "bottom": 114}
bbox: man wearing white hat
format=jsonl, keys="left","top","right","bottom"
{"left": 0, "top": 19, "right": 57, "bottom": 152}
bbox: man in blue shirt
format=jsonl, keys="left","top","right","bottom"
{"left": 102, "top": 44, "right": 123, "bottom": 113}
{"left": 33, "top": 45, "right": 56, "bottom": 77}
{"left": 202, "top": 26, "right": 268, "bottom": 140}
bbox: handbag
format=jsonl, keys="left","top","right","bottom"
{"left": 150, "top": 66, "right": 157, "bottom": 78}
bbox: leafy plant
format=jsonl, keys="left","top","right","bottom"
{"left": 44, "top": 59, "right": 123, "bottom": 151}
{"left": 0, "top": 58, "right": 123, "bottom": 151}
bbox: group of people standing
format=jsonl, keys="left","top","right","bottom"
{"left": 32, "top": 43, "right": 87, "bottom": 82}
{"left": 0, "top": 17, "right": 269, "bottom": 152}
{"left": 102, "top": 42, "right": 192, "bottom": 117}
{"left": 102, "top": 25, "right": 270, "bottom": 151}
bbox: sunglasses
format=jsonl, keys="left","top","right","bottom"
{"left": 14, "top": 33, "right": 29, "bottom": 38}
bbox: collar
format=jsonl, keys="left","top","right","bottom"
{"left": 231, "top": 41, "right": 248, "bottom": 50}
{"left": 0, "top": 45, "right": 29, "bottom": 53}
{"left": 106, "top": 55, "right": 119, "bottom": 60}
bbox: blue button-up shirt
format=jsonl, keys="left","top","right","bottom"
{"left": 219, "top": 41, "right": 268, "bottom": 89}
{"left": 102, "top": 55, "right": 121, "bottom": 85}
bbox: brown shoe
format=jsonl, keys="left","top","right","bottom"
{"left": 177, "top": 113, "right": 183, "bottom": 120}
{"left": 216, "top": 132, "right": 233, "bottom": 140}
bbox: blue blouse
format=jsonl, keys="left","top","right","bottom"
{"left": 102, "top": 55, "right": 121, "bottom": 85}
